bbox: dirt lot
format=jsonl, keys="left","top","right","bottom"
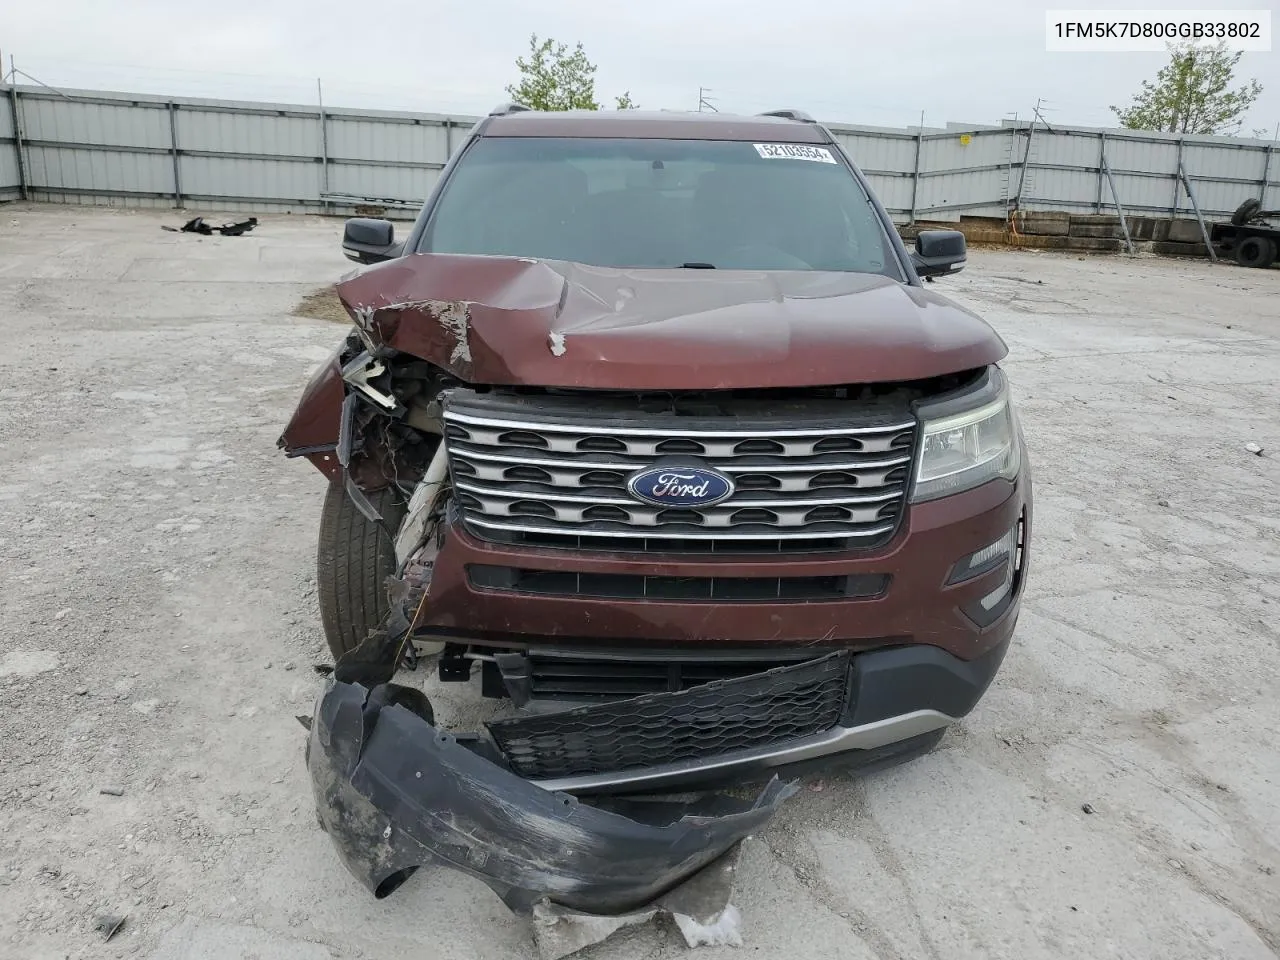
{"left": 1, "top": 204, "right": 1277, "bottom": 960}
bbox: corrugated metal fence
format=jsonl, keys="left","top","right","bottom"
{"left": 1, "top": 84, "right": 1276, "bottom": 222}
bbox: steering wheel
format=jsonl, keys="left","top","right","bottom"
{"left": 719, "top": 244, "right": 812, "bottom": 270}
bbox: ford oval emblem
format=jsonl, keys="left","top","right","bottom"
{"left": 626, "top": 464, "right": 735, "bottom": 508}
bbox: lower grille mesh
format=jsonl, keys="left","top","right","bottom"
{"left": 486, "top": 652, "right": 850, "bottom": 779}
{"left": 467, "top": 565, "right": 889, "bottom": 602}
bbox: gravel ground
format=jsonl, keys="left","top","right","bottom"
{"left": 1, "top": 204, "right": 1277, "bottom": 960}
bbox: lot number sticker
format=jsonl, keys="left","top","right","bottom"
{"left": 753, "top": 143, "right": 837, "bottom": 163}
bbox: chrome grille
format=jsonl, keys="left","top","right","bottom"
{"left": 443, "top": 394, "right": 916, "bottom": 552}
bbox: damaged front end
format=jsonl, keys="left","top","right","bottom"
{"left": 283, "top": 251, "right": 995, "bottom": 951}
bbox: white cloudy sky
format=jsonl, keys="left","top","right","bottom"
{"left": 4, "top": 0, "right": 1278, "bottom": 133}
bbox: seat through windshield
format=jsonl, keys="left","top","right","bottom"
{"left": 420, "top": 137, "right": 900, "bottom": 277}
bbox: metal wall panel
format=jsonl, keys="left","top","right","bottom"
{"left": 831, "top": 128, "right": 917, "bottom": 175}
{"left": 326, "top": 116, "right": 452, "bottom": 166}
{"left": 917, "top": 169, "right": 1009, "bottom": 216}
{"left": 25, "top": 144, "right": 171, "bottom": 195}
{"left": 1262, "top": 147, "right": 1279, "bottom": 210}
{"left": 1107, "top": 172, "right": 1170, "bottom": 213}
{"left": 20, "top": 97, "right": 170, "bottom": 149}
{"left": 1023, "top": 168, "right": 1098, "bottom": 208}
{"left": 1182, "top": 141, "right": 1269, "bottom": 215}
{"left": 1107, "top": 134, "right": 1178, "bottom": 175}
{"left": 0, "top": 93, "right": 15, "bottom": 138}
{"left": 176, "top": 107, "right": 319, "bottom": 157}
{"left": 1, "top": 84, "right": 1276, "bottom": 230}
{"left": 921, "top": 131, "right": 1010, "bottom": 174}
{"left": 179, "top": 154, "right": 319, "bottom": 201}
{"left": 327, "top": 163, "right": 440, "bottom": 205}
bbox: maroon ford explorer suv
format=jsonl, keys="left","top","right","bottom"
{"left": 283, "top": 106, "right": 1031, "bottom": 807}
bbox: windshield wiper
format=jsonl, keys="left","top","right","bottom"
{"left": 679, "top": 262, "right": 716, "bottom": 269}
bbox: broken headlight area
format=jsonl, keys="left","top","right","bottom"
{"left": 332, "top": 331, "right": 461, "bottom": 496}
{"left": 307, "top": 677, "right": 796, "bottom": 951}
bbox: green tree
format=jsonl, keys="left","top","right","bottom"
{"left": 1112, "top": 42, "right": 1262, "bottom": 136}
{"left": 506, "top": 34, "right": 636, "bottom": 111}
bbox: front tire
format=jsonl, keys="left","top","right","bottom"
{"left": 316, "top": 483, "right": 406, "bottom": 660}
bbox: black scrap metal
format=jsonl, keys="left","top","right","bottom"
{"left": 162, "top": 215, "right": 259, "bottom": 236}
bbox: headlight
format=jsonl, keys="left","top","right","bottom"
{"left": 912, "top": 378, "right": 1020, "bottom": 502}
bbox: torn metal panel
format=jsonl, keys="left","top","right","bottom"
{"left": 333, "top": 252, "right": 1007, "bottom": 390}
{"left": 307, "top": 680, "right": 796, "bottom": 916}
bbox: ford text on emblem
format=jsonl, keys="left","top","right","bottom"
{"left": 626, "top": 465, "right": 735, "bottom": 508}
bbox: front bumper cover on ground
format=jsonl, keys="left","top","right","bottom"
{"left": 307, "top": 678, "right": 797, "bottom": 915}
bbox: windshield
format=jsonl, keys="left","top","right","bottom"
{"left": 420, "top": 137, "right": 901, "bottom": 278}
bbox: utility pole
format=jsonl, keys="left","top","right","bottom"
{"left": 909, "top": 109, "right": 924, "bottom": 224}
{"left": 317, "top": 78, "right": 330, "bottom": 211}
{"left": 697, "top": 87, "right": 717, "bottom": 113}
{"left": 1013, "top": 98, "right": 1046, "bottom": 209}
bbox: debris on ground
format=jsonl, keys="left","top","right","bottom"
{"left": 1244, "top": 442, "right": 1264, "bottom": 456}
{"left": 162, "top": 216, "right": 259, "bottom": 237}
{"left": 99, "top": 786, "right": 124, "bottom": 797}
{"left": 94, "top": 914, "right": 126, "bottom": 941}
{"left": 1081, "top": 802, "right": 1096, "bottom": 815}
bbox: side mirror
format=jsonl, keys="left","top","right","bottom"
{"left": 342, "top": 218, "right": 402, "bottom": 265}
{"left": 912, "top": 229, "right": 966, "bottom": 278}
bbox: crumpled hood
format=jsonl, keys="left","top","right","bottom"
{"left": 336, "top": 253, "right": 1006, "bottom": 389}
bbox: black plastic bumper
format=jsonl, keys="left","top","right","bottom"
{"left": 307, "top": 679, "right": 796, "bottom": 912}
{"left": 307, "top": 636, "right": 1011, "bottom": 911}
{"left": 843, "top": 636, "right": 1011, "bottom": 727}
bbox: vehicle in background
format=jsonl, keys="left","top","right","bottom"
{"left": 1213, "top": 198, "right": 1280, "bottom": 268}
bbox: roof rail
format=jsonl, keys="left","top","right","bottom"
{"left": 758, "top": 109, "right": 815, "bottom": 123}
{"left": 489, "top": 102, "right": 533, "bottom": 117}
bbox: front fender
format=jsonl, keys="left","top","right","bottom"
{"left": 278, "top": 341, "right": 348, "bottom": 481}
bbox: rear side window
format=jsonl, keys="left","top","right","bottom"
{"left": 420, "top": 137, "right": 900, "bottom": 278}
